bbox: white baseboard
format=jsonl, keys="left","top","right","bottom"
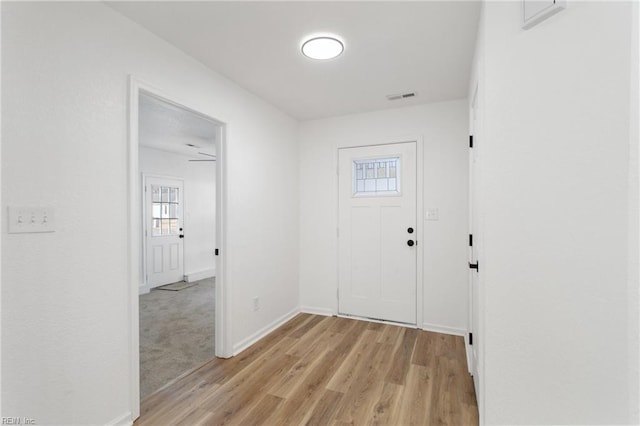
{"left": 138, "top": 284, "right": 150, "bottom": 295}
{"left": 184, "top": 268, "right": 216, "bottom": 283}
{"left": 105, "top": 412, "right": 133, "bottom": 426}
{"left": 232, "top": 307, "right": 301, "bottom": 356}
{"left": 300, "top": 306, "right": 335, "bottom": 317}
{"left": 421, "top": 323, "right": 466, "bottom": 337}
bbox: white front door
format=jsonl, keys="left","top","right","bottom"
{"left": 145, "top": 176, "right": 184, "bottom": 287}
{"left": 338, "top": 142, "right": 417, "bottom": 324}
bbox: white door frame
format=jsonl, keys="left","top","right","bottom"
{"left": 127, "top": 76, "right": 231, "bottom": 420}
{"left": 467, "top": 83, "right": 478, "bottom": 376}
{"left": 468, "top": 79, "right": 485, "bottom": 423}
{"left": 335, "top": 137, "right": 424, "bottom": 328}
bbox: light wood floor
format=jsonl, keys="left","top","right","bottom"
{"left": 136, "top": 314, "right": 478, "bottom": 425}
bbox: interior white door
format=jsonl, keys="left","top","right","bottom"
{"left": 338, "top": 142, "right": 417, "bottom": 324}
{"left": 469, "top": 90, "right": 480, "bottom": 387}
{"left": 145, "top": 176, "right": 184, "bottom": 287}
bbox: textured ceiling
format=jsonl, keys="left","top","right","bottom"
{"left": 139, "top": 92, "right": 218, "bottom": 159}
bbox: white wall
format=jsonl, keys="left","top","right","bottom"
{"left": 1, "top": 2, "right": 299, "bottom": 424}
{"left": 472, "top": 1, "right": 639, "bottom": 424}
{"left": 299, "top": 100, "right": 469, "bottom": 334}
{"left": 139, "top": 147, "right": 216, "bottom": 289}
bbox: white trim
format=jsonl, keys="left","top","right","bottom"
{"left": 185, "top": 268, "right": 216, "bottom": 283}
{"left": 232, "top": 308, "right": 300, "bottom": 356}
{"left": 138, "top": 284, "right": 151, "bottom": 295}
{"left": 105, "top": 412, "right": 133, "bottom": 426}
{"left": 300, "top": 306, "right": 335, "bottom": 317}
{"left": 127, "top": 76, "right": 142, "bottom": 421}
{"left": 127, "top": 76, "right": 231, "bottom": 422}
{"left": 415, "top": 136, "right": 425, "bottom": 329}
{"left": 0, "top": 3, "right": 3, "bottom": 416}
{"left": 421, "top": 323, "right": 466, "bottom": 337}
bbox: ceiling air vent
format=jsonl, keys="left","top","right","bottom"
{"left": 386, "top": 92, "right": 417, "bottom": 101}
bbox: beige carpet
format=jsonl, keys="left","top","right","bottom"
{"left": 139, "top": 277, "right": 215, "bottom": 399}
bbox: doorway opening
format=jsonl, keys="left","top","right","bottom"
{"left": 138, "top": 91, "right": 219, "bottom": 399}
{"left": 128, "top": 77, "right": 229, "bottom": 419}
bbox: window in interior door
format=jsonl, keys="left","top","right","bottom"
{"left": 151, "top": 185, "right": 179, "bottom": 236}
{"left": 352, "top": 157, "right": 400, "bottom": 196}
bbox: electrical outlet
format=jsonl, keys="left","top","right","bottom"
{"left": 8, "top": 206, "right": 55, "bottom": 233}
{"left": 253, "top": 297, "right": 260, "bottom": 311}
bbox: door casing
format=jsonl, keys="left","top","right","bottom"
{"left": 127, "top": 76, "right": 231, "bottom": 421}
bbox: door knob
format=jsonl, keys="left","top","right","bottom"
{"left": 407, "top": 240, "right": 415, "bottom": 247}
{"left": 407, "top": 227, "right": 414, "bottom": 234}
{"left": 179, "top": 234, "right": 184, "bottom": 239}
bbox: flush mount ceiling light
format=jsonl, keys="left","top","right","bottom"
{"left": 301, "top": 36, "right": 344, "bottom": 60}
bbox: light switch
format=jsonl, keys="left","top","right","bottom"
{"left": 8, "top": 206, "right": 55, "bottom": 233}
{"left": 426, "top": 208, "right": 439, "bottom": 221}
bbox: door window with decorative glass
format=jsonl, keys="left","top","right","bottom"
{"left": 151, "top": 185, "right": 180, "bottom": 236}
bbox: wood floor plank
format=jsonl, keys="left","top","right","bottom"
{"left": 136, "top": 381, "right": 220, "bottom": 426}
{"left": 289, "top": 314, "right": 325, "bottom": 339}
{"left": 174, "top": 408, "right": 216, "bottom": 426}
{"left": 332, "top": 341, "right": 395, "bottom": 424}
{"left": 286, "top": 315, "right": 332, "bottom": 358}
{"left": 412, "top": 329, "right": 438, "bottom": 367}
{"left": 327, "top": 316, "right": 356, "bottom": 334}
{"left": 135, "top": 314, "right": 478, "bottom": 426}
{"left": 198, "top": 342, "right": 299, "bottom": 424}
{"left": 232, "top": 394, "right": 284, "bottom": 426}
{"left": 397, "top": 364, "right": 435, "bottom": 425}
{"left": 369, "top": 382, "right": 404, "bottom": 425}
{"left": 367, "top": 321, "right": 384, "bottom": 330}
{"left": 376, "top": 323, "right": 403, "bottom": 345}
{"left": 385, "top": 327, "right": 418, "bottom": 385}
{"left": 326, "top": 329, "right": 380, "bottom": 393}
{"left": 268, "top": 321, "right": 370, "bottom": 425}
{"left": 304, "top": 389, "right": 344, "bottom": 426}
{"left": 269, "top": 329, "right": 345, "bottom": 399}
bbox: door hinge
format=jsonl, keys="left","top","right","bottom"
{"left": 469, "top": 332, "right": 473, "bottom": 345}
{"left": 469, "top": 234, "right": 473, "bottom": 247}
{"left": 469, "top": 135, "right": 474, "bottom": 148}
{"left": 469, "top": 262, "right": 479, "bottom": 271}
{"left": 215, "top": 249, "right": 219, "bottom": 256}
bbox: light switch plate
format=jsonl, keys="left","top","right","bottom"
{"left": 8, "top": 206, "right": 55, "bottom": 233}
{"left": 426, "top": 208, "right": 439, "bottom": 221}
